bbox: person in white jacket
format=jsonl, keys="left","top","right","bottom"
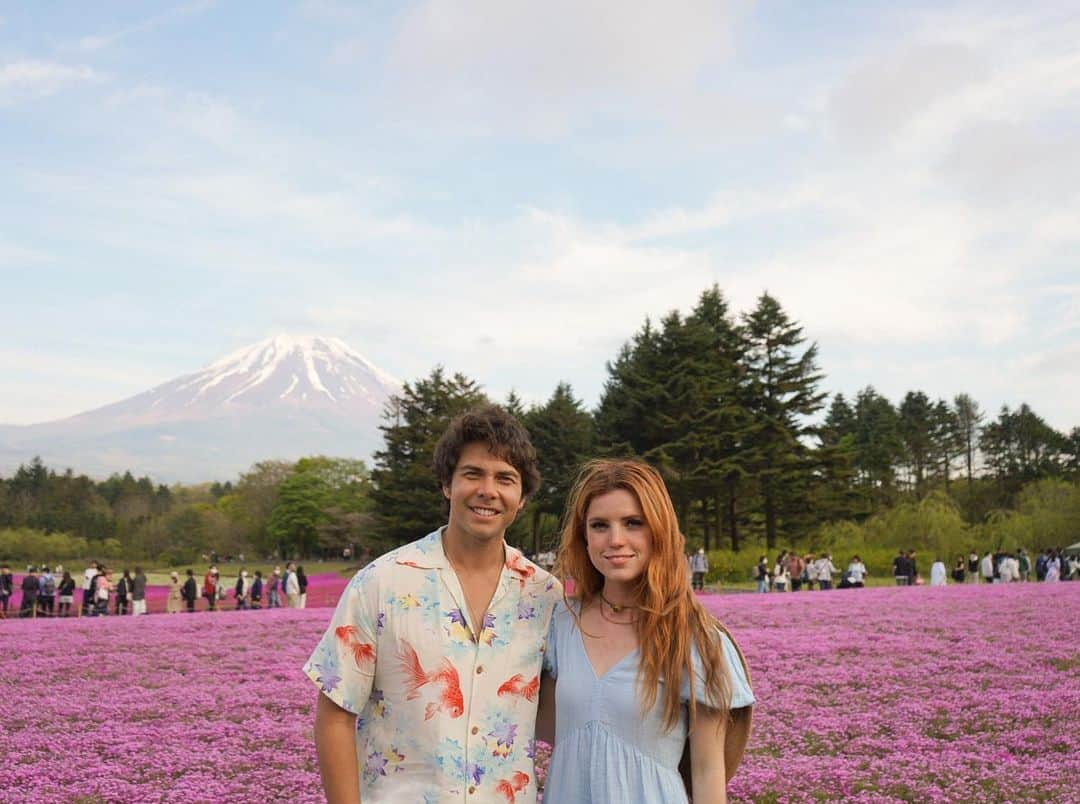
{"left": 929, "top": 559, "right": 947, "bottom": 586}
{"left": 284, "top": 561, "right": 301, "bottom": 607}
{"left": 815, "top": 554, "right": 840, "bottom": 590}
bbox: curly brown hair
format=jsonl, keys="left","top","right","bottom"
{"left": 432, "top": 405, "right": 541, "bottom": 499}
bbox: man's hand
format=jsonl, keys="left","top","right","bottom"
{"left": 315, "top": 692, "right": 361, "bottom": 804}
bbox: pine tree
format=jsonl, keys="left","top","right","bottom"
{"left": 741, "top": 293, "right": 826, "bottom": 548}
{"left": 370, "top": 367, "right": 487, "bottom": 545}
{"left": 898, "top": 391, "right": 934, "bottom": 496}
{"left": 525, "top": 382, "right": 595, "bottom": 553}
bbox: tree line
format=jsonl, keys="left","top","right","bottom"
{"left": 1, "top": 285, "right": 1077, "bottom": 563}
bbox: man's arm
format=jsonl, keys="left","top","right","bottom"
{"left": 315, "top": 692, "right": 362, "bottom": 804}
{"left": 535, "top": 672, "right": 557, "bottom": 746}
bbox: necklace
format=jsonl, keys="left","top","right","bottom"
{"left": 598, "top": 604, "right": 637, "bottom": 626}
{"left": 600, "top": 591, "right": 637, "bottom": 614}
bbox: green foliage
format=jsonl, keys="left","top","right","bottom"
{"left": 370, "top": 367, "right": 487, "bottom": 545}
{"left": 268, "top": 471, "right": 332, "bottom": 557}
{"left": 525, "top": 382, "right": 595, "bottom": 553}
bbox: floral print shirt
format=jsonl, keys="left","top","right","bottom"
{"left": 304, "top": 528, "right": 561, "bottom": 804}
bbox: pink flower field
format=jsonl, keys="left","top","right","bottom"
{"left": 2, "top": 582, "right": 1077, "bottom": 803}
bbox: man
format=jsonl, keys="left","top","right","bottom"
{"left": 815, "top": 553, "right": 840, "bottom": 591}
{"left": 892, "top": 550, "right": 910, "bottom": 586}
{"left": 235, "top": 570, "right": 251, "bottom": 610}
{"left": 786, "top": 552, "right": 805, "bottom": 592}
{"left": 20, "top": 567, "right": 39, "bottom": 617}
{"left": 1017, "top": 550, "right": 1031, "bottom": 582}
{"left": 284, "top": 562, "right": 301, "bottom": 608}
{"left": 980, "top": 551, "right": 994, "bottom": 583}
{"left": 182, "top": 569, "right": 198, "bottom": 613}
{"left": 306, "top": 405, "right": 560, "bottom": 804}
{"left": 131, "top": 567, "right": 148, "bottom": 615}
{"left": 690, "top": 547, "right": 708, "bottom": 591}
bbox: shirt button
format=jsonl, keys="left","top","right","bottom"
{"left": 476, "top": 665, "right": 484, "bottom": 674}
{"left": 471, "top": 726, "right": 479, "bottom": 735}
{"left": 468, "top": 786, "right": 476, "bottom": 794}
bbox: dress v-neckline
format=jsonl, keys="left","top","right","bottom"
{"left": 577, "top": 621, "right": 638, "bottom": 681}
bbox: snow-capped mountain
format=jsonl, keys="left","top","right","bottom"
{"left": 0, "top": 335, "right": 401, "bottom": 482}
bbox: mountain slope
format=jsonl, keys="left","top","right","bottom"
{"left": 0, "top": 335, "right": 401, "bottom": 482}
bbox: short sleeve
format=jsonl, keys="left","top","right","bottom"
{"left": 680, "top": 629, "right": 755, "bottom": 710}
{"left": 302, "top": 568, "right": 380, "bottom": 715}
{"left": 543, "top": 604, "right": 563, "bottom": 679}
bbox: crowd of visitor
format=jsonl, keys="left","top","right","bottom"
{"left": 0, "top": 560, "right": 311, "bottom": 618}
{"left": 747, "top": 546, "right": 1078, "bottom": 592}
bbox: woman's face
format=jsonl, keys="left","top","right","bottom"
{"left": 584, "top": 488, "right": 653, "bottom": 585}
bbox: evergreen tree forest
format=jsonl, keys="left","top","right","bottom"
{"left": 2, "top": 285, "right": 1078, "bottom": 574}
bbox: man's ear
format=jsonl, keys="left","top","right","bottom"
{"left": 442, "top": 484, "right": 451, "bottom": 500}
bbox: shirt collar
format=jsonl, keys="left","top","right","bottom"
{"left": 394, "top": 527, "right": 534, "bottom": 582}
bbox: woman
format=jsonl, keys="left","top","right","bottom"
{"left": 951, "top": 556, "right": 966, "bottom": 584}
{"left": 540, "top": 460, "right": 754, "bottom": 803}
{"left": 57, "top": 570, "right": 76, "bottom": 617}
{"left": 115, "top": 569, "right": 132, "bottom": 615}
{"left": 296, "top": 565, "right": 308, "bottom": 609}
{"left": 929, "top": 558, "right": 948, "bottom": 586}
{"left": 166, "top": 571, "right": 183, "bottom": 614}
{"left": 845, "top": 555, "right": 868, "bottom": 588}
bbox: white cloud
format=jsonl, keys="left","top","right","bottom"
{"left": 384, "top": 0, "right": 748, "bottom": 138}
{"left": 0, "top": 60, "right": 98, "bottom": 104}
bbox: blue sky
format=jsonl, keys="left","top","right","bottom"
{"left": 2, "top": 0, "right": 1078, "bottom": 431}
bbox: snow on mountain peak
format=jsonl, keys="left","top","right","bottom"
{"left": 163, "top": 334, "right": 401, "bottom": 412}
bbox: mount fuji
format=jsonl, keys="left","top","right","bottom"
{"left": 0, "top": 335, "right": 402, "bottom": 482}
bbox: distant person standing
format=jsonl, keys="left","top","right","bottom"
{"left": 284, "top": 562, "right": 301, "bottom": 608}
{"left": 82, "top": 561, "right": 99, "bottom": 615}
{"left": 845, "top": 555, "right": 868, "bottom": 588}
{"left": 20, "top": 567, "right": 39, "bottom": 617}
{"left": 235, "top": 570, "right": 251, "bottom": 610}
{"left": 131, "top": 567, "right": 148, "bottom": 615}
{"left": 892, "top": 550, "right": 909, "bottom": 586}
{"left": 929, "top": 559, "right": 947, "bottom": 586}
{"left": 38, "top": 566, "right": 57, "bottom": 616}
{"left": 93, "top": 569, "right": 112, "bottom": 616}
{"left": 203, "top": 566, "right": 218, "bottom": 612}
{"left": 754, "top": 555, "right": 770, "bottom": 593}
{"left": 952, "top": 556, "right": 966, "bottom": 584}
{"left": 0, "top": 564, "right": 13, "bottom": 616}
{"left": 166, "top": 572, "right": 183, "bottom": 614}
{"left": 815, "top": 554, "right": 840, "bottom": 590}
{"left": 967, "top": 551, "right": 979, "bottom": 583}
{"left": 787, "top": 553, "right": 806, "bottom": 592}
{"left": 115, "top": 570, "right": 132, "bottom": 615}
{"left": 250, "top": 571, "right": 263, "bottom": 609}
{"left": 980, "top": 551, "right": 994, "bottom": 583}
{"left": 57, "top": 570, "right": 76, "bottom": 616}
{"left": 296, "top": 565, "right": 308, "bottom": 608}
{"left": 1017, "top": 550, "right": 1031, "bottom": 582}
{"left": 182, "top": 570, "right": 198, "bottom": 612}
{"left": 690, "top": 548, "right": 709, "bottom": 591}
{"left": 907, "top": 551, "right": 919, "bottom": 585}
{"left": 267, "top": 567, "right": 282, "bottom": 608}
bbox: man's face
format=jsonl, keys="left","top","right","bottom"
{"left": 443, "top": 442, "right": 525, "bottom": 546}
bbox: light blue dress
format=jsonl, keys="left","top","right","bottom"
{"left": 543, "top": 602, "right": 754, "bottom": 803}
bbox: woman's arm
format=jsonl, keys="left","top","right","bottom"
{"left": 315, "top": 692, "right": 362, "bottom": 804}
{"left": 689, "top": 706, "right": 728, "bottom": 804}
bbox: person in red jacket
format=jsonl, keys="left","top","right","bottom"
{"left": 203, "top": 566, "right": 218, "bottom": 612}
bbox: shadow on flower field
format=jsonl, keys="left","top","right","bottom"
{"left": 1, "top": 582, "right": 1077, "bottom": 802}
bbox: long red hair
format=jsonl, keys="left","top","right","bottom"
{"left": 555, "top": 459, "right": 731, "bottom": 731}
